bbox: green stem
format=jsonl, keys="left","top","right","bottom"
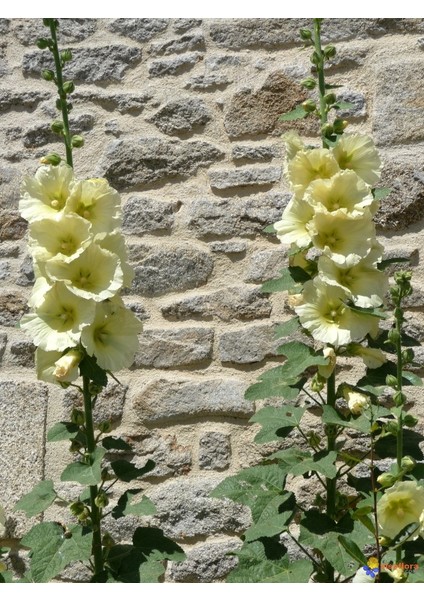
{"left": 313, "top": 19, "right": 328, "bottom": 148}
{"left": 395, "top": 307, "right": 404, "bottom": 474}
{"left": 82, "top": 375, "right": 104, "bottom": 578}
{"left": 49, "top": 20, "right": 73, "bottom": 167}
{"left": 326, "top": 370, "right": 337, "bottom": 519}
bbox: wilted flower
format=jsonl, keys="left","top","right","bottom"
{"left": 343, "top": 389, "right": 370, "bottom": 415}
{"left": 333, "top": 133, "right": 381, "bottom": 186}
{"left": 377, "top": 480, "right": 424, "bottom": 540}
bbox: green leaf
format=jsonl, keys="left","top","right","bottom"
{"left": 270, "top": 449, "right": 338, "bottom": 478}
{"left": 60, "top": 446, "right": 106, "bottom": 485}
{"left": 110, "top": 458, "right": 155, "bottom": 482}
{"left": 275, "top": 317, "right": 300, "bottom": 338}
{"left": 47, "top": 422, "right": 80, "bottom": 442}
{"left": 337, "top": 536, "right": 367, "bottom": 566}
{"left": 245, "top": 373, "right": 305, "bottom": 402}
{"left": 279, "top": 105, "right": 308, "bottom": 122}
{"left": 373, "top": 187, "right": 391, "bottom": 200}
{"left": 344, "top": 303, "right": 387, "bottom": 319}
{"left": 358, "top": 361, "right": 421, "bottom": 389}
{"left": 112, "top": 489, "right": 156, "bottom": 519}
{"left": 322, "top": 405, "right": 371, "bottom": 434}
{"left": 14, "top": 480, "right": 57, "bottom": 517}
{"left": 139, "top": 559, "right": 166, "bottom": 583}
{"left": 277, "top": 340, "right": 328, "bottom": 368}
{"left": 101, "top": 436, "right": 132, "bottom": 451}
{"left": 334, "top": 100, "right": 355, "bottom": 110}
{"left": 79, "top": 354, "right": 107, "bottom": 387}
{"left": 402, "top": 370, "right": 423, "bottom": 386}
{"left": 263, "top": 224, "right": 276, "bottom": 233}
{"left": 132, "top": 527, "right": 185, "bottom": 562}
{"left": 244, "top": 495, "right": 293, "bottom": 542}
{"left": 250, "top": 406, "right": 305, "bottom": 443}
{"left": 21, "top": 523, "right": 92, "bottom": 583}
{"left": 261, "top": 266, "right": 311, "bottom": 293}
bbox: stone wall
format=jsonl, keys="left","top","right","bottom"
{"left": 1, "top": 18, "right": 424, "bottom": 582}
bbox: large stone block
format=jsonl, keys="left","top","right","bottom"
{"left": 133, "top": 327, "right": 214, "bottom": 368}
{"left": 173, "top": 19, "right": 202, "bottom": 33}
{"left": 131, "top": 431, "right": 192, "bottom": 478}
{"left": 0, "top": 89, "right": 49, "bottom": 112}
{"left": 232, "top": 144, "right": 280, "bottom": 162}
{"left": 129, "top": 242, "right": 214, "bottom": 296}
{"left": 169, "top": 539, "right": 241, "bottom": 582}
{"left": 123, "top": 196, "right": 176, "bottom": 235}
{"left": 108, "top": 18, "right": 168, "bottom": 42}
{"left": 149, "top": 52, "right": 203, "bottom": 77}
{"left": 133, "top": 377, "right": 254, "bottom": 425}
{"left": 209, "top": 166, "right": 281, "bottom": 190}
{"left": 0, "top": 333, "right": 6, "bottom": 362}
{"left": 14, "top": 18, "right": 97, "bottom": 45}
{"left": 148, "top": 475, "right": 251, "bottom": 539}
{"left": 161, "top": 285, "right": 272, "bottom": 321}
{"left": 9, "top": 340, "right": 35, "bottom": 367}
{"left": 23, "top": 45, "right": 142, "bottom": 83}
{"left": 199, "top": 431, "right": 231, "bottom": 470}
{"left": 64, "top": 382, "right": 127, "bottom": 424}
{"left": 149, "top": 33, "right": 205, "bottom": 56}
{"left": 23, "top": 113, "right": 95, "bottom": 148}
{"left": 73, "top": 90, "right": 152, "bottom": 114}
{"left": 0, "top": 166, "right": 21, "bottom": 211}
{"left": 219, "top": 324, "right": 280, "bottom": 364}
{"left": 98, "top": 138, "right": 224, "bottom": 191}
{"left": 185, "top": 74, "right": 231, "bottom": 91}
{"left": 149, "top": 98, "right": 211, "bottom": 136}
{"left": 245, "top": 248, "right": 287, "bottom": 283}
{"left": 0, "top": 211, "right": 26, "bottom": 241}
{"left": 0, "top": 294, "right": 27, "bottom": 327}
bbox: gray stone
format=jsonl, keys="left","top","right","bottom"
{"left": 173, "top": 19, "right": 202, "bottom": 33}
{"left": 150, "top": 98, "right": 211, "bottom": 136}
{"left": 0, "top": 294, "right": 27, "bottom": 327}
{"left": 149, "top": 34, "right": 205, "bottom": 56}
{"left": 0, "top": 333, "right": 6, "bottom": 362}
{"left": 161, "top": 285, "right": 272, "bottom": 321}
{"left": 375, "top": 163, "right": 424, "bottom": 230}
{"left": 0, "top": 243, "right": 19, "bottom": 258}
{"left": 170, "top": 539, "right": 240, "bottom": 582}
{"left": 335, "top": 90, "right": 367, "bottom": 119}
{"left": 133, "top": 377, "right": 254, "bottom": 425}
{"left": 14, "top": 18, "right": 96, "bottom": 45}
{"left": 0, "top": 381, "right": 47, "bottom": 536}
{"left": 0, "top": 210, "right": 26, "bottom": 240}
{"left": 99, "top": 138, "right": 224, "bottom": 191}
{"left": 326, "top": 45, "right": 368, "bottom": 71}
{"left": 401, "top": 287, "right": 424, "bottom": 309}
{"left": 149, "top": 475, "right": 251, "bottom": 539}
{"left": 184, "top": 192, "right": 288, "bottom": 238}
{"left": 185, "top": 74, "right": 231, "bottom": 90}
{"left": 123, "top": 196, "right": 176, "bottom": 235}
{"left": 245, "top": 248, "right": 287, "bottom": 283}
{"left": 0, "top": 19, "right": 9, "bottom": 34}
{"left": 23, "top": 46, "right": 142, "bottom": 83}
{"left": 219, "top": 324, "right": 280, "bottom": 364}
{"left": 109, "top": 18, "right": 168, "bottom": 42}
{"left": 133, "top": 327, "right": 214, "bottom": 368}
{"left": 9, "top": 341, "right": 35, "bottom": 367}
{"left": 224, "top": 71, "right": 309, "bottom": 138}
{"left": 149, "top": 52, "right": 203, "bottom": 77}
{"left": 129, "top": 243, "right": 214, "bottom": 297}
{"left": 381, "top": 247, "right": 419, "bottom": 275}
{"left": 126, "top": 301, "right": 150, "bottom": 322}
{"left": 199, "top": 432, "right": 231, "bottom": 470}
{"left": 208, "top": 241, "right": 247, "bottom": 253}
{"left": 64, "top": 382, "right": 127, "bottom": 424}
{"left": 132, "top": 432, "right": 192, "bottom": 478}
{"left": 232, "top": 144, "right": 280, "bottom": 162}
{"left": 0, "top": 167, "right": 21, "bottom": 211}
{"left": 74, "top": 90, "right": 152, "bottom": 114}
{"left": 16, "top": 255, "right": 35, "bottom": 287}
{"left": 23, "top": 113, "right": 95, "bottom": 148}
{"left": 205, "top": 54, "right": 243, "bottom": 71}
{"left": 374, "top": 61, "right": 424, "bottom": 145}
{"left": 0, "top": 90, "right": 49, "bottom": 112}
{"left": 209, "top": 166, "right": 281, "bottom": 190}
{"left": 0, "top": 260, "right": 10, "bottom": 280}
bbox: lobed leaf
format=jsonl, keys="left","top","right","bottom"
{"left": 110, "top": 458, "right": 155, "bottom": 482}
{"left": 47, "top": 422, "right": 80, "bottom": 442}
{"left": 14, "top": 480, "right": 57, "bottom": 517}
{"left": 60, "top": 446, "right": 106, "bottom": 485}
{"left": 278, "top": 105, "right": 308, "bottom": 122}
{"left": 112, "top": 489, "right": 156, "bottom": 519}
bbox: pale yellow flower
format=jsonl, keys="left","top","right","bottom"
{"left": 333, "top": 133, "right": 381, "bottom": 186}
{"left": 348, "top": 343, "right": 387, "bottom": 368}
{"left": 318, "top": 255, "right": 388, "bottom": 308}
{"left": 377, "top": 480, "right": 424, "bottom": 540}
{"left": 287, "top": 148, "right": 339, "bottom": 198}
{"left": 36, "top": 348, "right": 81, "bottom": 384}
{"left": 81, "top": 297, "right": 142, "bottom": 371}
{"left": 295, "top": 279, "right": 378, "bottom": 347}
{"left": 19, "top": 164, "right": 76, "bottom": 222}
{"left": 305, "top": 170, "right": 377, "bottom": 216}
{"left": 68, "top": 178, "right": 122, "bottom": 234}
{"left": 95, "top": 231, "right": 134, "bottom": 288}
{"left": 45, "top": 242, "right": 123, "bottom": 302}
{"left": 343, "top": 389, "right": 369, "bottom": 415}
{"left": 20, "top": 282, "right": 96, "bottom": 352}
{"left": 318, "top": 347, "right": 337, "bottom": 379}
{"left": 274, "top": 198, "right": 314, "bottom": 248}
{"left": 29, "top": 213, "right": 92, "bottom": 265}
{"left": 282, "top": 130, "right": 305, "bottom": 161}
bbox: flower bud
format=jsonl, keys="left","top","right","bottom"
{"left": 378, "top": 536, "right": 390, "bottom": 546}
{"left": 393, "top": 391, "right": 406, "bottom": 407}
{"left": 318, "top": 347, "right": 336, "bottom": 379}
{"left": 43, "top": 18, "right": 53, "bottom": 27}
{"left": 321, "top": 123, "right": 334, "bottom": 137}
{"left": 299, "top": 28, "right": 312, "bottom": 40}
{"left": 37, "top": 38, "right": 49, "bottom": 49}
{"left": 102, "top": 532, "right": 115, "bottom": 548}
{"left": 323, "top": 44, "right": 337, "bottom": 59}
{"left": 51, "top": 120, "right": 64, "bottom": 134}
{"left": 101, "top": 467, "right": 113, "bottom": 482}
{"left": 63, "top": 81, "right": 75, "bottom": 95}
{"left": 71, "top": 135, "right": 84, "bottom": 148}
{"left": 69, "top": 501, "right": 86, "bottom": 517}
{"left": 310, "top": 51, "right": 320, "bottom": 66}
{"left": 333, "top": 118, "right": 348, "bottom": 134}
{"left": 88, "top": 383, "right": 103, "bottom": 396}
{"left": 67, "top": 102, "right": 73, "bottom": 112}
{"left": 53, "top": 349, "right": 82, "bottom": 382}
{"left": 401, "top": 455, "right": 416, "bottom": 471}
{"left": 40, "top": 152, "right": 62, "bottom": 166}
{"left": 387, "top": 329, "right": 400, "bottom": 345}
{"left": 385, "top": 420, "right": 399, "bottom": 435}
{"left": 71, "top": 408, "right": 85, "bottom": 426}
{"left": 98, "top": 420, "right": 112, "bottom": 434}
{"left": 69, "top": 439, "right": 83, "bottom": 453}
{"left": 302, "top": 99, "right": 316, "bottom": 113}
{"left": 402, "top": 348, "right": 414, "bottom": 364}
{"left": 385, "top": 374, "right": 398, "bottom": 389}
{"left": 41, "top": 69, "right": 55, "bottom": 81}
{"left": 301, "top": 77, "right": 316, "bottom": 90}
{"left": 307, "top": 431, "right": 321, "bottom": 448}
{"left": 61, "top": 49, "right": 73, "bottom": 62}
{"left": 403, "top": 414, "right": 418, "bottom": 427}
{"left": 324, "top": 93, "right": 336, "bottom": 105}
{"left": 377, "top": 472, "right": 397, "bottom": 488}
{"left": 344, "top": 390, "right": 369, "bottom": 415}
{"left": 394, "top": 271, "right": 412, "bottom": 286}
{"left": 94, "top": 492, "right": 109, "bottom": 508}
{"left": 394, "top": 307, "right": 403, "bottom": 320}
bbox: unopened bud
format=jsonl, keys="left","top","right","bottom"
{"left": 63, "top": 81, "right": 75, "bottom": 95}
{"left": 385, "top": 420, "right": 399, "bottom": 435}
{"left": 302, "top": 99, "right": 316, "bottom": 113}
{"left": 378, "top": 536, "right": 390, "bottom": 546}
{"left": 311, "top": 373, "right": 325, "bottom": 393}
{"left": 69, "top": 439, "right": 83, "bottom": 453}
{"left": 321, "top": 123, "right": 334, "bottom": 137}
{"left": 377, "top": 472, "right": 397, "bottom": 488}
{"left": 385, "top": 374, "right": 398, "bottom": 389}
{"left": 61, "top": 49, "right": 73, "bottom": 63}
{"left": 51, "top": 120, "right": 64, "bottom": 134}
{"left": 41, "top": 69, "right": 55, "bottom": 81}
{"left": 401, "top": 455, "right": 416, "bottom": 471}
{"left": 88, "top": 383, "right": 103, "bottom": 396}
{"left": 102, "top": 532, "right": 115, "bottom": 548}
{"left": 71, "top": 135, "right": 84, "bottom": 148}
{"left": 71, "top": 408, "right": 85, "bottom": 426}
{"left": 301, "top": 77, "right": 316, "bottom": 90}
{"left": 37, "top": 38, "right": 49, "bottom": 49}
{"left": 40, "top": 152, "right": 61, "bottom": 166}
{"left": 307, "top": 431, "right": 321, "bottom": 448}
{"left": 333, "top": 118, "right": 348, "bottom": 134}
{"left": 394, "top": 391, "right": 406, "bottom": 407}
{"left": 394, "top": 271, "right": 412, "bottom": 286}
{"left": 387, "top": 329, "right": 400, "bottom": 345}
{"left": 101, "top": 468, "right": 113, "bottom": 482}
{"left": 98, "top": 420, "right": 112, "bottom": 434}
{"left": 43, "top": 18, "right": 53, "bottom": 27}
{"left": 324, "top": 93, "right": 336, "bottom": 105}
{"left": 69, "top": 501, "right": 86, "bottom": 517}
{"left": 94, "top": 492, "right": 109, "bottom": 508}
{"left": 402, "top": 349, "right": 415, "bottom": 364}
{"left": 299, "top": 28, "right": 312, "bottom": 41}
{"left": 310, "top": 51, "right": 320, "bottom": 66}
{"left": 323, "top": 44, "right": 337, "bottom": 59}
{"left": 403, "top": 414, "right": 418, "bottom": 427}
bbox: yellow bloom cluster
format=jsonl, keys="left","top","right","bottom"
{"left": 20, "top": 164, "right": 142, "bottom": 383}
{"left": 275, "top": 132, "right": 387, "bottom": 348}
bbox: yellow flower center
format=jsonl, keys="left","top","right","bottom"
{"left": 51, "top": 200, "right": 60, "bottom": 208}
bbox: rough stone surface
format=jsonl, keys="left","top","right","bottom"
{"left": 150, "top": 98, "right": 211, "bottom": 136}
{"left": 99, "top": 138, "right": 224, "bottom": 190}
{"left": 185, "top": 74, "right": 231, "bottom": 90}
{"left": 0, "top": 212, "right": 26, "bottom": 241}
{"left": 219, "top": 324, "right": 281, "bottom": 364}
{"left": 375, "top": 163, "right": 424, "bottom": 230}
{"left": 133, "top": 378, "right": 255, "bottom": 425}
{"left": 64, "top": 383, "right": 127, "bottom": 424}
{"left": 245, "top": 248, "right": 287, "bottom": 283}
{"left": 133, "top": 327, "right": 214, "bottom": 368}
{"left": 23, "top": 46, "right": 142, "bottom": 83}
{"left": 336, "top": 90, "right": 367, "bottom": 119}
{"left": 109, "top": 18, "right": 168, "bottom": 42}
{"left": 0, "top": 381, "right": 47, "bottom": 536}
{"left": 173, "top": 19, "right": 202, "bottom": 34}
{"left": 208, "top": 241, "right": 247, "bottom": 253}
{"left": 0, "top": 166, "right": 22, "bottom": 211}
{"left": 16, "top": 255, "right": 35, "bottom": 287}
{"left": 169, "top": 539, "right": 241, "bottom": 582}
{"left": 0, "top": 294, "right": 27, "bottom": 327}
{"left": 382, "top": 247, "right": 419, "bottom": 275}
{"left": 132, "top": 432, "right": 192, "bottom": 478}
{"left": 129, "top": 243, "right": 214, "bottom": 296}
{"left": 184, "top": 193, "right": 288, "bottom": 238}
{"left": 232, "top": 144, "right": 280, "bottom": 162}
{"left": 161, "top": 285, "right": 272, "bottom": 321}
{"left": 374, "top": 61, "right": 424, "bottom": 145}
{"left": 224, "top": 71, "right": 308, "bottom": 138}
{"left": 209, "top": 166, "right": 281, "bottom": 190}
{"left": 23, "top": 113, "right": 95, "bottom": 148}
{"left": 126, "top": 301, "right": 150, "bottom": 322}
{"left": 123, "top": 196, "right": 176, "bottom": 235}
{"left": 14, "top": 18, "right": 97, "bottom": 45}
{"left": 149, "top": 53, "right": 203, "bottom": 77}
{"left": 73, "top": 91, "right": 152, "bottom": 114}
{"left": 199, "top": 432, "right": 231, "bottom": 470}
{"left": 9, "top": 340, "right": 35, "bottom": 367}
{"left": 0, "top": 90, "right": 49, "bottom": 112}
{"left": 149, "top": 34, "right": 205, "bottom": 56}
{"left": 0, "top": 332, "right": 6, "bottom": 362}
{"left": 149, "top": 475, "right": 251, "bottom": 539}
